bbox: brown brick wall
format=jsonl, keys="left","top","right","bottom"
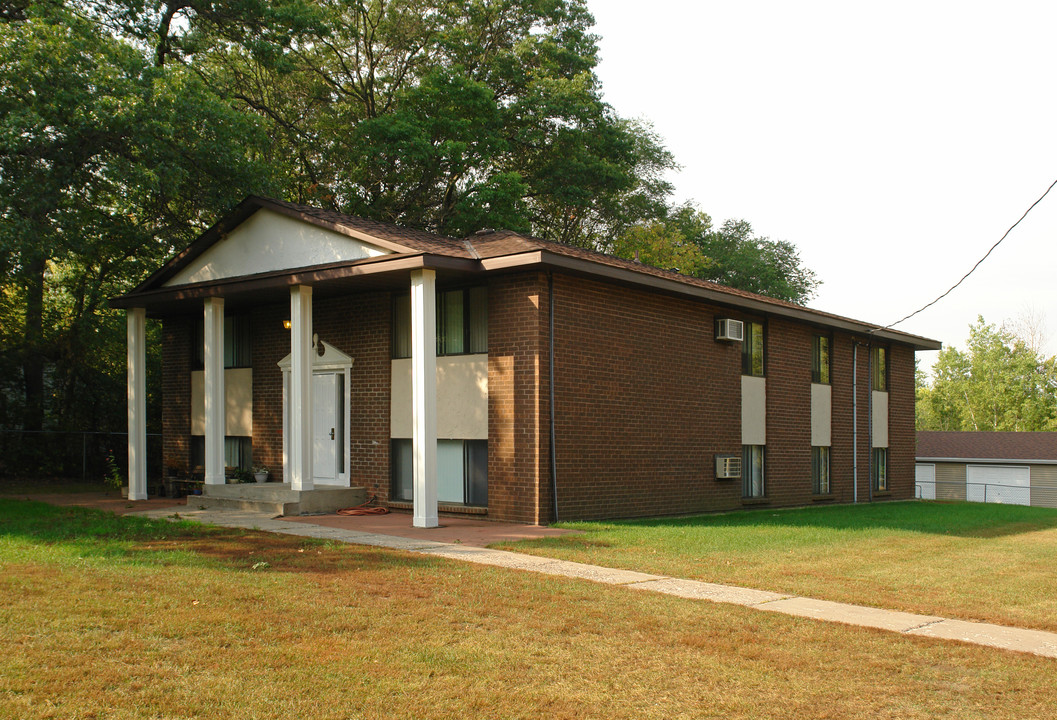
{"left": 250, "top": 304, "right": 285, "bottom": 481}
{"left": 550, "top": 274, "right": 743, "bottom": 521}
{"left": 314, "top": 292, "right": 392, "bottom": 499}
{"left": 826, "top": 335, "right": 916, "bottom": 504}
{"left": 157, "top": 273, "right": 918, "bottom": 522}
{"left": 487, "top": 273, "right": 548, "bottom": 523}
{"left": 888, "top": 343, "right": 916, "bottom": 499}
{"left": 161, "top": 318, "right": 192, "bottom": 474}
{"left": 763, "top": 318, "right": 814, "bottom": 506}
{"left": 829, "top": 332, "right": 859, "bottom": 503}
{"left": 546, "top": 274, "right": 918, "bottom": 521}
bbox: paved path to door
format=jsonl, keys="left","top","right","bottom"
{"left": 133, "top": 505, "right": 1057, "bottom": 660}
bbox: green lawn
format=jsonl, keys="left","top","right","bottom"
{"left": 495, "top": 501, "right": 1057, "bottom": 633}
{"left": 2, "top": 498, "right": 1055, "bottom": 719}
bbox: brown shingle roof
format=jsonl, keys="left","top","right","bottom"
{"left": 917, "top": 431, "right": 1057, "bottom": 462}
{"left": 256, "top": 197, "right": 472, "bottom": 257}
{"left": 118, "top": 195, "right": 941, "bottom": 349}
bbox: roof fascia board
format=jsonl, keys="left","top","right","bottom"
{"left": 483, "top": 250, "right": 941, "bottom": 350}
{"left": 111, "top": 253, "right": 478, "bottom": 309}
{"left": 916, "top": 457, "right": 1057, "bottom": 465}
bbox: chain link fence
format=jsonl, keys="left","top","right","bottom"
{"left": 916, "top": 479, "right": 1057, "bottom": 508}
{"left": 0, "top": 430, "right": 163, "bottom": 483}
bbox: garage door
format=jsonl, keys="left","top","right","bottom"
{"left": 915, "top": 464, "right": 936, "bottom": 500}
{"left": 966, "top": 465, "right": 1030, "bottom": 506}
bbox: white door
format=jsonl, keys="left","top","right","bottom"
{"left": 915, "top": 464, "right": 936, "bottom": 500}
{"left": 966, "top": 465, "right": 1030, "bottom": 506}
{"left": 312, "top": 373, "right": 342, "bottom": 484}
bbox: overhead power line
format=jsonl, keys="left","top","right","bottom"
{"left": 882, "top": 176, "right": 1057, "bottom": 332}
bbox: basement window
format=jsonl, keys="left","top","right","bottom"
{"left": 742, "top": 445, "right": 765, "bottom": 498}
{"left": 812, "top": 446, "right": 831, "bottom": 494}
{"left": 391, "top": 438, "right": 488, "bottom": 506}
{"left": 873, "top": 448, "right": 888, "bottom": 492}
{"left": 190, "top": 435, "right": 252, "bottom": 472}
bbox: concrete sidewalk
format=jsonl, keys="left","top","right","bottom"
{"left": 133, "top": 506, "right": 1057, "bottom": 660}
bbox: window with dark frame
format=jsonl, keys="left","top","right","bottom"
{"left": 872, "top": 447, "right": 888, "bottom": 492}
{"left": 390, "top": 438, "right": 488, "bottom": 506}
{"left": 812, "top": 446, "right": 831, "bottom": 495}
{"left": 812, "top": 335, "right": 831, "bottom": 384}
{"left": 392, "top": 286, "right": 488, "bottom": 359}
{"left": 190, "top": 435, "right": 252, "bottom": 471}
{"left": 741, "top": 321, "right": 765, "bottom": 377}
{"left": 193, "top": 315, "right": 253, "bottom": 370}
{"left": 871, "top": 346, "right": 887, "bottom": 391}
{"left": 742, "top": 445, "right": 765, "bottom": 498}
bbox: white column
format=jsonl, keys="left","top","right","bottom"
{"left": 126, "top": 308, "right": 147, "bottom": 500}
{"left": 411, "top": 269, "right": 438, "bottom": 528}
{"left": 289, "top": 285, "right": 314, "bottom": 491}
{"left": 203, "top": 297, "right": 226, "bottom": 485}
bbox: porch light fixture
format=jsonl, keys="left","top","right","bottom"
{"left": 283, "top": 319, "right": 291, "bottom": 329}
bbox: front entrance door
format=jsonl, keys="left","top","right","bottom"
{"left": 312, "top": 372, "right": 344, "bottom": 484}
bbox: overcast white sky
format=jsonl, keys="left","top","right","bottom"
{"left": 586, "top": 0, "right": 1057, "bottom": 369}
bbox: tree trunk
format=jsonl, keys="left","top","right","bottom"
{"left": 22, "top": 254, "right": 45, "bottom": 431}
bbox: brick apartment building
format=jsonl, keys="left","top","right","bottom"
{"left": 113, "top": 196, "right": 941, "bottom": 524}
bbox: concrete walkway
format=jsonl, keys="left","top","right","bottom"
{"left": 133, "top": 506, "right": 1057, "bottom": 660}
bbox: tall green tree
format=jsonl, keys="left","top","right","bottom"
{"left": 608, "top": 203, "right": 820, "bottom": 304}
{"left": 917, "top": 317, "right": 1057, "bottom": 431}
{"left": 1, "top": 0, "right": 822, "bottom": 456}
{"left": 154, "top": 0, "right": 676, "bottom": 242}
{"left": 0, "top": 1, "right": 278, "bottom": 434}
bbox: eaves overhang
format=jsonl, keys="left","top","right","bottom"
{"left": 110, "top": 252, "right": 481, "bottom": 314}
{"left": 481, "top": 249, "right": 943, "bottom": 351}
{"left": 915, "top": 457, "right": 1057, "bottom": 465}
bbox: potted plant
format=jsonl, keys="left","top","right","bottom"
{"left": 253, "top": 465, "right": 270, "bottom": 483}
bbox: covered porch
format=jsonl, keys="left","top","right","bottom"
{"left": 114, "top": 198, "right": 486, "bottom": 527}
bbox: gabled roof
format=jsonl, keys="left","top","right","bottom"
{"left": 131, "top": 195, "right": 472, "bottom": 292}
{"left": 114, "top": 195, "right": 941, "bottom": 350}
{"left": 917, "top": 431, "right": 1057, "bottom": 463}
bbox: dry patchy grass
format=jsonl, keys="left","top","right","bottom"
{"left": 1, "top": 499, "right": 1055, "bottom": 719}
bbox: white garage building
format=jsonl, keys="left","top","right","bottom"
{"left": 916, "top": 431, "right": 1057, "bottom": 508}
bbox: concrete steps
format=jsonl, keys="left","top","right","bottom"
{"left": 188, "top": 483, "right": 366, "bottom": 516}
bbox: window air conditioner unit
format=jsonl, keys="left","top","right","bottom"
{"left": 716, "top": 318, "right": 744, "bottom": 342}
{"left": 715, "top": 454, "right": 742, "bottom": 479}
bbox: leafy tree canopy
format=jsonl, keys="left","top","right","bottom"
{"left": 608, "top": 203, "right": 821, "bottom": 304}
{"left": 916, "top": 316, "right": 1057, "bottom": 431}
{"left": 0, "top": 0, "right": 822, "bottom": 444}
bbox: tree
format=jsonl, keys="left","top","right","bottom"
{"left": 1, "top": 0, "right": 823, "bottom": 459}
{"left": 149, "top": 0, "right": 676, "bottom": 243}
{"left": 917, "top": 317, "right": 1057, "bottom": 431}
{"left": 608, "top": 203, "right": 820, "bottom": 304}
{"left": 0, "top": 1, "right": 279, "bottom": 435}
